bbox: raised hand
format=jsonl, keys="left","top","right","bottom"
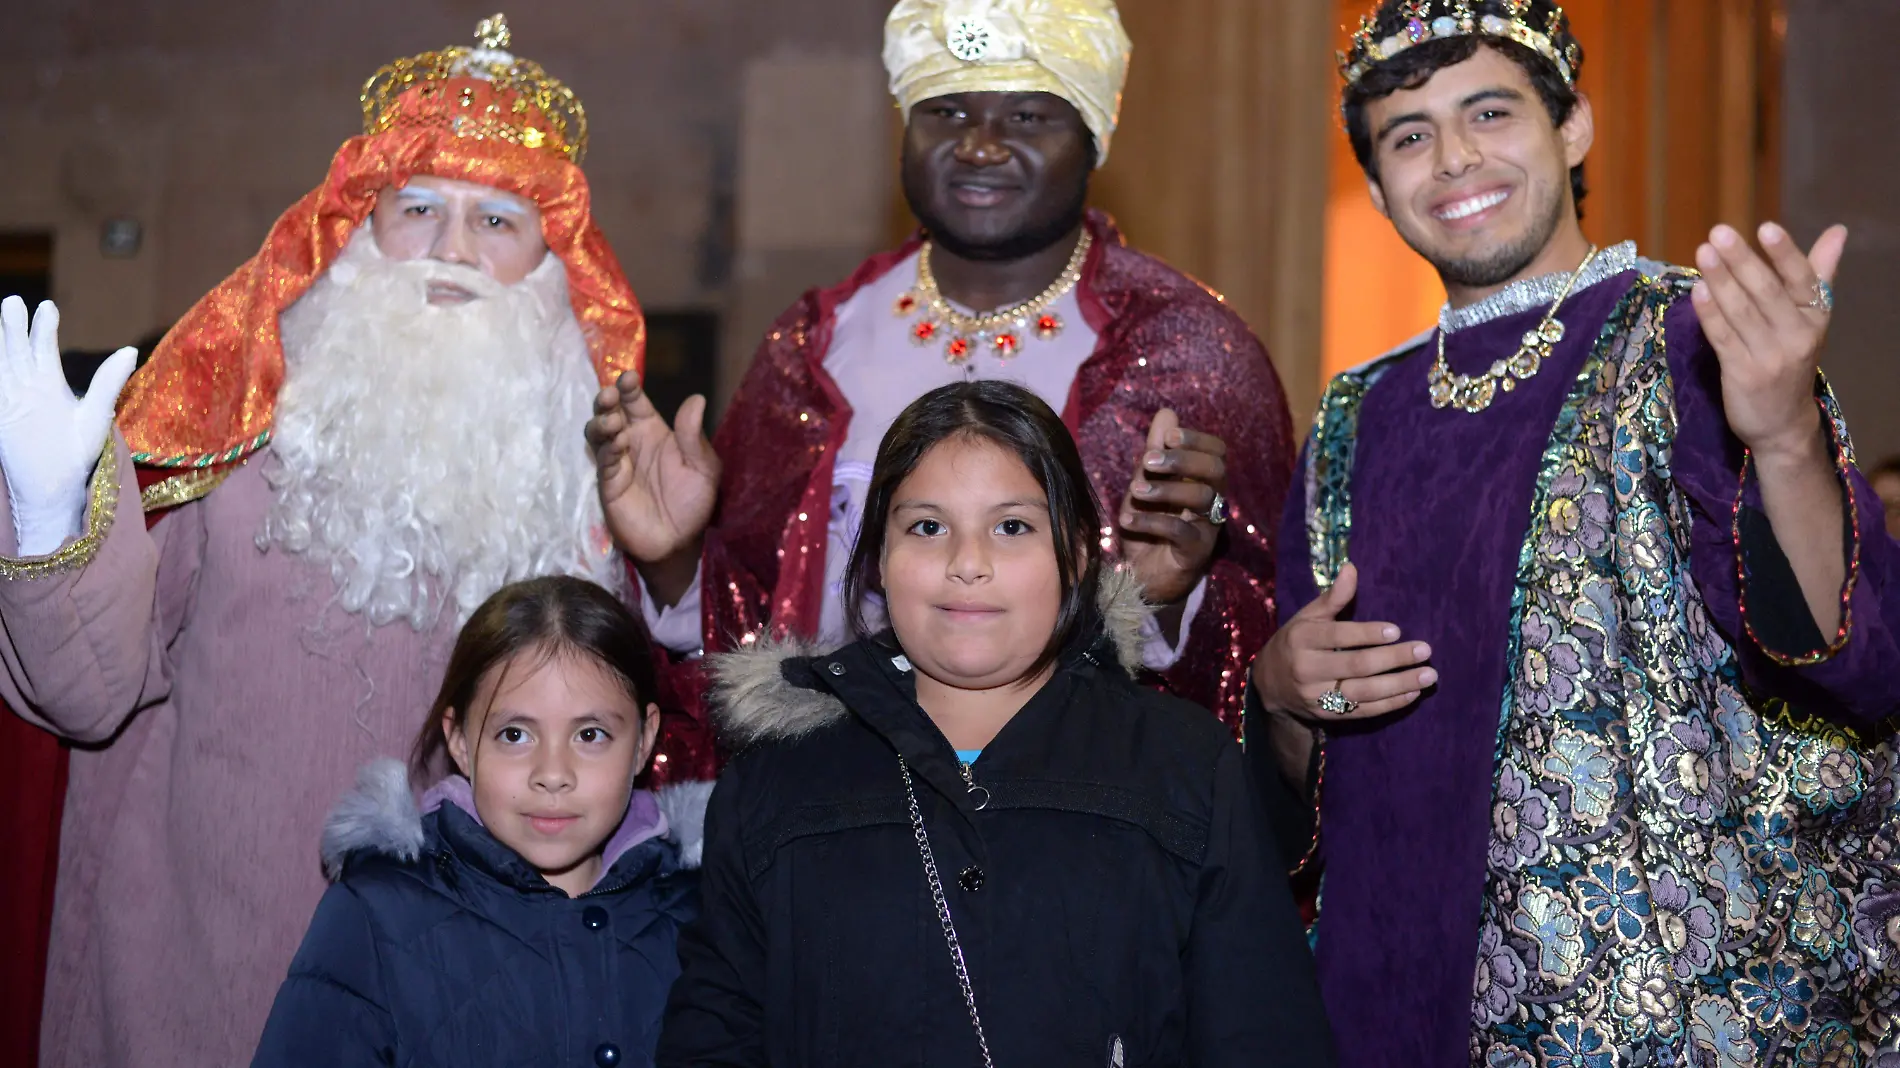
{"left": 1692, "top": 222, "right": 1847, "bottom": 457}
{"left": 0, "top": 297, "right": 137, "bottom": 556}
{"left": 1249, "top": 562, "right": 1436, "bottom": 723}
{"left": 1117, "top": 408, "right": 1226, "bottom": 607}
{"left": 1693, "top": 221, "right": 1853, "bottom": 635}
{"left": 584, "top": 371, "right": 720, "bottom": 604}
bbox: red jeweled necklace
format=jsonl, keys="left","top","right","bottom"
{"left": 894, "top": 230, "right": 1093, "bottom": 364}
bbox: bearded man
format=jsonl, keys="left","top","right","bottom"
{"left": 1248, "top": 2, "right": 1900, "bottom": 1063}
{"left": 0, "top": 19, "right": 709, "bottom": 1067}
{"left": 590, "top": 0, "right": 1296, "bottom": 742}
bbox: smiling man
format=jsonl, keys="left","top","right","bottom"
{"left": 0, "top": 18, "right": 701, "bottom": 1068}
{"left": 1245, "top": 1, "right": 1900, "bottom": 1063}
{"left": 588, "top": 0, "right": 1296, "bottom": 744}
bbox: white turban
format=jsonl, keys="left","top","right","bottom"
{"left": 883, "top": 0, "right": 1132, "bottom": 166}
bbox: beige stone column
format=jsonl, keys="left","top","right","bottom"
{"left": 722, "top": 55, "right": 894, "bottom": 415}
{"left": 1090, "top": 0, "right": 1337, "bottom": 423}
{"left": 1783, "top": 0, "right": 1900, "bottom": 464}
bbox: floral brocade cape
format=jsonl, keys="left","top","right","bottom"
{"left": 1306, "top": 270, "right": 1899, "bottom": 1064}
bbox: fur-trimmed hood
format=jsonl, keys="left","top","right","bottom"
{"left": 319, "top": 758, "right": 714, "bottom": 879}
{"left": 707, "top": 565, "right": 1153, "bottom": 747}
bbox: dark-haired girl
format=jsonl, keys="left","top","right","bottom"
{"left": 252, "top": 576, "right": 703, "bottom": 1067}
{"left": 658, "top": 381, "right": 1332, "bottom": 1067}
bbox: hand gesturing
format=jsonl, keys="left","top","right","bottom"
{"left": 1250, "top": 562, "right": 1436, "bottom": 723}
{"left": 1692, "top": 222, "right": 1848, "bottom": 458}
{"left": 0, "top": 297, "right": 137, "bottom": 555}
{"left": 584, "top": 371, "right": 720, "bottom": 571}
{"left": 1117, "top": 408, "right": 1227, "bottom": 606}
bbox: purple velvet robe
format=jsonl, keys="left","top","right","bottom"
{"left": 1275, "top": 265, "right": 1899, "bottom": 1065}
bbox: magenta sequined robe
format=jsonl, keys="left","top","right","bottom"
{"left": 647, "top": 210, "right": 1295, "bottom": 766}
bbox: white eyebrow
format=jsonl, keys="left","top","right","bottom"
{"left": 394, "top": 186, "right": 448, "bottom": 206}
{"left": 476, "top": 198, "right": 529, "bottom": 218}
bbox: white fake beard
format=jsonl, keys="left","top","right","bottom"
{"left": 260, "top": 227, "right": 614, "bottom": 631}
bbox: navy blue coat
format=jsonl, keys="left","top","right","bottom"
{"left": 253, "top": 761, "right": 702, "bottom": 1068}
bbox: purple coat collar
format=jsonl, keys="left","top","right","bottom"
{"left": 420, "top": 776, "right": 669, "bottom": 891}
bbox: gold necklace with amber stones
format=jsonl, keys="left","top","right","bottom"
{"left": 1429, "top": 245, "right": 1600, "bottom": 413}
{"left": 895, "top": 230, "right": 1093, "bottom": 365}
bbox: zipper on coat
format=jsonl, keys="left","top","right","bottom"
{"left": 957, "top": 759, "right": 991, "bottom": 811}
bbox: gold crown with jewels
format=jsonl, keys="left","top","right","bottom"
{"left": 1338, "top": 0, "right": 1580, "bottom": 88}
{"left": 360, "top": 13, "right": 588, "bottom": 164}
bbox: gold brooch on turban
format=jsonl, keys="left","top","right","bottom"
{"left": 883, "top": 0, "right": 1132, "bottom": 166}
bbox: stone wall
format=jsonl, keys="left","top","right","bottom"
{"left": 0, "top": 0, "right": 890, "bottom": 390}
{"left": 8, "top": 0, "right": 1891, "bottom": 452}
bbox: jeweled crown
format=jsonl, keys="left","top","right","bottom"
{"left": 1337, "top": 0, "right": 1581, "bottom": 89}
{"left": 361, "top": 13, "right": 588, "bottom": 164}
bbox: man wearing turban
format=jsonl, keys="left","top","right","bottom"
{"left": 0, "top": 18, "right": 711, "bottom": 1066}
{"left": 591, "top": 0, "right": 1298, "bottom": 748}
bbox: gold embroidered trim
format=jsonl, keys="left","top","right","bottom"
{"left": 1732, "top": 389, "right": 1861, "bottom": 668}
{"left": 0, "top": 442, "right": 118, "bottom": 581}
{"left": 141, "top": 467, "right": 232, "bottom": 513}
{"left": 1290, "top": 733, "right": 1325, "bottom": 878}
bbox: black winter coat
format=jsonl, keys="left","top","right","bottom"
{"left": 658, "top": 573, "right": 1334, "bottom": 1068}
{"left": 252, "top": 760, "right": 703, "bottom": 1068}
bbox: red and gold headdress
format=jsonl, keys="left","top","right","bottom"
{"left": 120, "top": 14, "right": 643, "bottom": 506}
{"left": 362, "top": 14, "right": 587, "bottom": 164}
{"left": 1337, "top": 0, "right": 1581, "bottom": 89}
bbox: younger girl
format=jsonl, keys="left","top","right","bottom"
{"left": 253, "top": 576, "right": 703, "bottom": 1068}
{"left": 659, "top": 381, "right": 1332, "bottom": 1067}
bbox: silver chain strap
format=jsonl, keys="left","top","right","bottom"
{"left": 900, "top": 758, "right": 996, "bottom": 1068}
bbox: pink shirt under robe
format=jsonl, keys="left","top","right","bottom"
{"left": 644, "top": 248, "right": 1203, "bottom": 662}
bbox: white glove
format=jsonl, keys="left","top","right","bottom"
{"left": 0, "top": 297, "right": 138, "bottom": 557}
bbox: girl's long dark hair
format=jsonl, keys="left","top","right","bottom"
{"left": 410, "top": 575, "right": 660, "bottom": 778}
{"left": 841, "top": 380, "right": 1103, "bottom": 676}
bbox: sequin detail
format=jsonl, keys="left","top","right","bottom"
{"left": 1439, "top": 241, "right": 1653, "bottom": 335}
{"left": 0, "top": 442, "right": 116, "bottom": 581}
{"left": 1305, "top": 367, "right": 1390, "bottom": 592}
{"left": 361, "top": 14, "right": 586, "bottom": 164}
{"left": 140, "top": 466, "right": 236, "bottom": 513}
{"left": 675, "top": 211, "right": 1293, "bottom": 761}
{"left": 1733, "top": 380, "right": 1861, "bottom": 665}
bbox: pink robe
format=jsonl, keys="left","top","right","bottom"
{"left": 0, "top": 440, "right": 457, "bottom": 1068}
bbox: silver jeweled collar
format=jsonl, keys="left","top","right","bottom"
{"left": 1439, "top": 242, "right": 1664, "bottom": 335}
